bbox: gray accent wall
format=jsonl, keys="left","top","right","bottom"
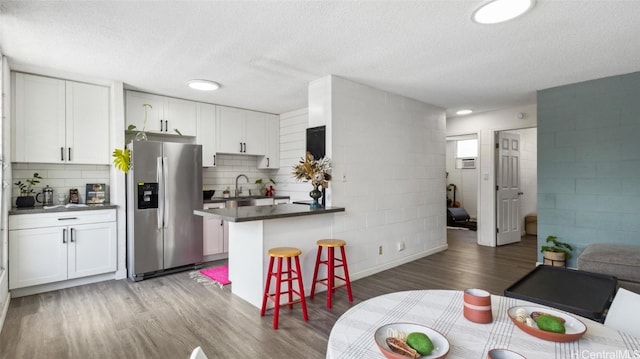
{"left": 537, "top": 71, "right": 640, "bottom": 267}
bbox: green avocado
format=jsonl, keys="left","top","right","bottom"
{"left": 536, "top": 314, "right": 566, "bottom": 334}
{"left": 406, "top": 332, "right": 434, "bottom": 356}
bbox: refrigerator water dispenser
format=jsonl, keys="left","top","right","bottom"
{"left": 137, "top": 182, "right": 158, "bottom": 209}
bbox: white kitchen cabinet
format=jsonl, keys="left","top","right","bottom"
{"left": 9, "top": 209, "right": 117, "bottom": 290}
{"left": 258, "top": 114, "right": 280, "bottom": 169}
{"left": 12, "top": 72, "right": 110, "bottom": 164}
{"left": 203, "top": 202, "right": 227, "bottom": 256}
{"left": 125, "top": 90, "right": 197, "bottom": 136}
{"left": 216, "top": 106, "right": 267, "bottom": 156}
{"left": 197, "top": 103, "right": 217, "bottom": 167}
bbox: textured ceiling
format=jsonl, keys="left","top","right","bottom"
{"left": 2, "top": 1, "right": 640, "bottom": 117}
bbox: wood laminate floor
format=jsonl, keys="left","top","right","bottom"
{"left": 0, "top": 230, "right": 537, "bottom": 359}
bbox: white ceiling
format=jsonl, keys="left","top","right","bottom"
{"left": 2, "top": 1, "right": 640, "bottom": 117}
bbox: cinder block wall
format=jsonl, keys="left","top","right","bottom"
{"left": 537, "top": 71, "right": 640, "bottom": 267}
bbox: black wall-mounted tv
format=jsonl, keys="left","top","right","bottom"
{"left": 306, "top": 125, "right": 326, "bottom": 160}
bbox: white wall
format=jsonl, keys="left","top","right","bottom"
{"left": 309, "top": 75, "right": 447, "bottom": 279}
{"left": 446, "top": 104, "right": 537, "bottom": 246}
{"left": 0, "top": 53, "right": 10, "bottom": 332}
{"left": 273, "top": 108, "right": 311, "bottom": 202}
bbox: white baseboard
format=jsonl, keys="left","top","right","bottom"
{"left": 10, "top": 272, "right": 116, "bottom": 298}
{"left": 0, "top": 270, "right": 10, "bottom": 335}
{"left": 350, "top": 244, "right": 449, "bottom": 282}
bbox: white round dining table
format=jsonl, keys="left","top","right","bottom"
{"left": 326, "top": 290, "right": 639, "bottom": 359}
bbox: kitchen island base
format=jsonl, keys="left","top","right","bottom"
{"left": 228, "top": 214, "right": 334, "bottom": 308}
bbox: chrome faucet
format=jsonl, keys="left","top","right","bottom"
{"left": 235, "top": 174, "right": 249, "bottom": 197}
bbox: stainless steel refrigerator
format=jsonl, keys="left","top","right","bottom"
{"left": 126, "top": 140, "right": 203, "bottom": 281}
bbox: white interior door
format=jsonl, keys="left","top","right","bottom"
{"left": 496, "top": 132, "right": 521, "bottom": 245}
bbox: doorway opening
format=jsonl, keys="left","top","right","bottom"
{"left": 446, "top": 134, "right": 479, "bottom": 236}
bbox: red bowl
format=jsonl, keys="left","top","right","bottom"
{"left": 507, "top": 306, "right": 586, "bottom": 342}
{"left": 463, "top": 304, "right": 493, "bottom": 324}
{"left": 464, "top": 288, "right": 491, "bottom": 306}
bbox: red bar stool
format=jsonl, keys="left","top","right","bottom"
{"left": 260, "top": 247, "right": 309, "bottom": 329}
{"left": 310, "top": 239, "right": 353, "bottom": 309}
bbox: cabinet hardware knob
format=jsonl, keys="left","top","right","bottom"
{"left": 60, "top": 147, "right": 64, "bottom": 161}
{"left": 165, "top": 120, "right": 168, "bottom": 132}
{"left": 58, "top": 217, "right": 78, "bottom": 221}
{"left": 70, "top": 228, "right": 75, "bottom": 242}
{"left": 213, "top": 154, "right": 216, "bottom": 166}
{"left": 62, "top": 228, "right": 67, "bottom": 243}
{"left": 68, "top": 147, "right": 72, "bottom": 161}
{"left": 267, "top": 157, "right": 270, "bottom": 167}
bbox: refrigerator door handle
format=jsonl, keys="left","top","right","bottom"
{"left": 157, "top": 156, "right": 164, "bottom": 229}
{"left": 162, "top": 156, "right": 169, "bottom": 229}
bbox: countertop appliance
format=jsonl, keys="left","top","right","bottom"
{"left": 126, "top": 141, "right": 203, "bottom": 281}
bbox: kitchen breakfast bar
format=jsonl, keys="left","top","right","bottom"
{"left": 194, "top": 204, "right": 345, "bottom": 308}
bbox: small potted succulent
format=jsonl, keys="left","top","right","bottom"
{"left": 14, "top": 172, "right": 43, "bottom": 208}
{"left": 540, "top": 235, "right": 573, "bottom": 267}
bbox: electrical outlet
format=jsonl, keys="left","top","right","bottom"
{"left": 378, "top": 245, "right": 383, "bottom": 255}
{"left": 397, "top": 242, "right": 405, "bottom": 251}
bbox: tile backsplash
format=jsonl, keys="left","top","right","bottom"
{"left": 11, "top": 163, "right": 110, "bottom": 205}
{"left": 10, "top": 154, "right": 278, "bottom": 207}
{"left": 203, "top": 154, "right": 277, "bottom": 196}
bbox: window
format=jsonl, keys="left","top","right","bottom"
{"left": 456, "top": 139, "right": 477, "bottom": 158}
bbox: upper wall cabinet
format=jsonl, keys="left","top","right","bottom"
{"left": 216, "top": 106, "right": 267, "bottom": 156}
{"left": 197, "top": 103, "right": 217, "bottom": 167}
{"left": 258, "top": 114, "right": 280, "bottom": 169}
{"left": 12, "top": 73, "right": 110, "bottom": 164}
{"left": 125, "top": 90, "right": 197, "bottom": 136}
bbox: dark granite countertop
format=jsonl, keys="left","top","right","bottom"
{"left": 9, "top": 203, "right": 118, "bottom": 215}
{"left": 194, "top": 203, "right": 344, "bottom": 222}
{"left": 204, "top": 195, "right": 289, "bottom": 204}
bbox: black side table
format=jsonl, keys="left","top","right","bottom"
{"left": 504, "top": 265, "right": 617, "bottom": 322}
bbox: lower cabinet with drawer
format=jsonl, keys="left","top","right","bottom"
{"left": 9, "top": 209, "right": 117, "bottom": 290}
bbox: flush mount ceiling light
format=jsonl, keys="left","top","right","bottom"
{"left": 472, "top": 0, "right": 535, "bottom": 24}
{"left": 456, "top": 109, "right": 473, "bottom": 115}
{"left": 187, "top": 79, "right": 220, "bottom": 91}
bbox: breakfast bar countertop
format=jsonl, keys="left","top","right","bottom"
{"left": 194, "top": 203, "right": 345, "bottom": 222}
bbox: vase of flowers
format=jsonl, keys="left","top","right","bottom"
{"left": 292, "top": 152, "right": 332, "bottom": 208}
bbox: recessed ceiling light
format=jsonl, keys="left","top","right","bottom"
{"left": 472, "top": 0, "right": 535, "bottom": 24}
{"left": 187, "top": 79, "right": 220, "bottom": 91}
{"left": 456, "top": 109, "right": 473, "bottom": 115}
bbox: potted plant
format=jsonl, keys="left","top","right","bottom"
{"left": 255, "top": 178, "right": 276, "bottom": 196}
{"left": 113, "top": 104, "right": 182, "bottom": 173}
{"left": 14, "top": 172, "right": 43, "bottom": 208}
{"left": 540, "top": 235, "right": 573, "bottom": 267}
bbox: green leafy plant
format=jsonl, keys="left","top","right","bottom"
{"left": 113, "top": 103, "right": 181, "bottom": 173}
{"left": 540, "top": 235, "right": 573, "bottom": 259}
{"left": 14, "top": 172, "right": 43, "bottom": 196}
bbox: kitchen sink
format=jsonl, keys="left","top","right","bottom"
{"left": 223, "top": 196, "right": 274, "bottom": 208}
{"left": 225, "top": 198, "right": 258, "bottom": 208}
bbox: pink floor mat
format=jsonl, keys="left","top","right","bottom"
{"left": 199, "top": 265, "right": 231, "bottom": 287}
